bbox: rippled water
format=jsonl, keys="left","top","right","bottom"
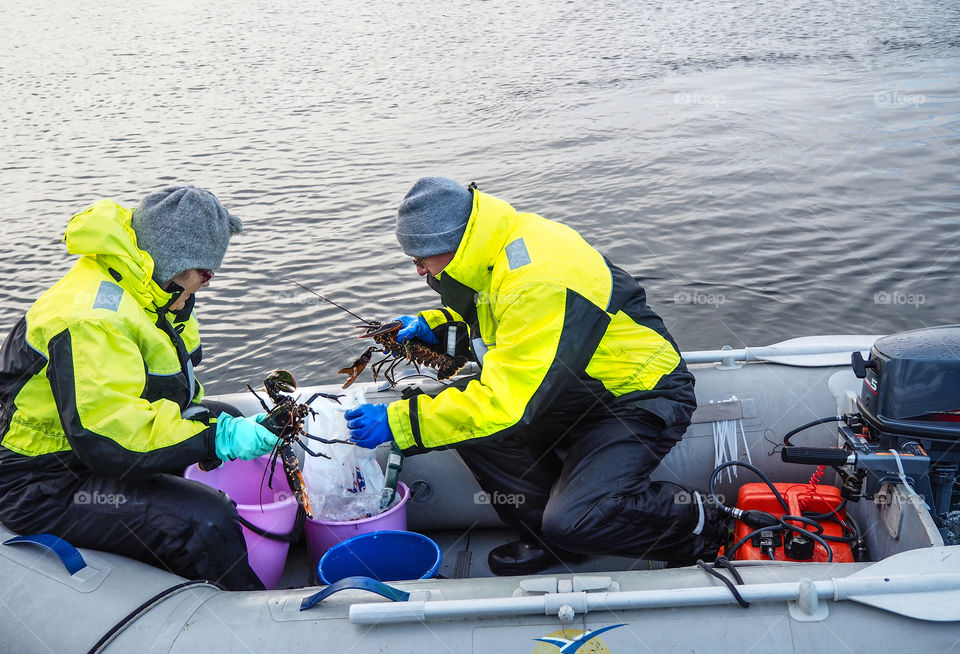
{"left": 2, "top": 0, "right": 958, "bottom": 393}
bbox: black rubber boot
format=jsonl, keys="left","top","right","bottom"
{"left": 488, "top": 540, "right": 588, "bottom": 576}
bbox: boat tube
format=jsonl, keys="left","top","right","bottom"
{"left": 2, "top": 331, "right": 959, "bottom": 654}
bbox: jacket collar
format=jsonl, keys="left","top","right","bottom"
{"left": 440, "top": 190, "right": 518, "bottom": 293}
{"left": 63, "top": 199, "right": 174, "bottom": 310}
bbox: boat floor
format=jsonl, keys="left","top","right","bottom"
{"left": 278, "top": 526, "right": 660, "bottom": 588}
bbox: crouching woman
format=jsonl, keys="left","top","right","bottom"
{"left": 0, "top": 186, "right": 277, "bottom": 590}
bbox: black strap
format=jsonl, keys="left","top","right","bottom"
{"left": 236, "top": 505, "right": 306, "bottom": 543}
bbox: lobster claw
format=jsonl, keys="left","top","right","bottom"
{"left": 339, "top": 346, "right": 374, "bottom": 388}
{"left": 358, "top": 320, "right": 403, "bottom": 339}
{"left": 265, "top": 369, "right": 298, "bottom": 394}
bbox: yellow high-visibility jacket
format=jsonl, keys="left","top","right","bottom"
{"left": 0, "top": 200, "right": 217, "bottom": 477}
{"left": 387, "top": 190, "right": 696, "bottom": 451}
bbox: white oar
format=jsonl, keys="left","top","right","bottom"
{"left": 349, "top": 546, "right": 960, "bottom": 624}
{"left": 682, "top": 335, "right": 882, "bottom": 367}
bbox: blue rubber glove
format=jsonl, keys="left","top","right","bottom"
{"left": 395, "top": 314, "right": 438, "bottom": 345}
{"left": 214, "top": 412, "right": 280, "bottom": 461}
{"left": 345, "top": 403, "right": 393, "bottom": 449}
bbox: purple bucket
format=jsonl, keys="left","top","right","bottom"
{"left": 184, "top": 457, "right": 298, "bottom": 590}
{"left": 304, "top": 482, "right": 409, "bottom": 569}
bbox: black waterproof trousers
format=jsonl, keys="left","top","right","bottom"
{"left": 456, "top": 403, "right": 719, "bottom": 565}
{"left": 0, "top": 401, "right": 263, "bottom": 591}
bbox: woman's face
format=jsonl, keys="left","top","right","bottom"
{"left": 168, "top": 268, "right": 212, "bottom": 311}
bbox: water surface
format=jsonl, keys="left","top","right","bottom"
{"left": 2, "top": 0, "right": 958, "bottom": 392}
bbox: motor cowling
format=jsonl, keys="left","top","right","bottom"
{"left": 855, "top": 325, "right": 960, "bottom": 466}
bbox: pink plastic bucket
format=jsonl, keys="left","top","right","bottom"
{"left": 184, "top": 457, "right": 298, "bottom": 589}
{"left": 304, "top": 482, "right": 409, "bottom": 569}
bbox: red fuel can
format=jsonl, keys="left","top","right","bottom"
{"left": 732, "top": 482, "right": 854, "bottom": 562}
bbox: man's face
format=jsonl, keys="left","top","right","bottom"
{"left": 412, "top": 252, "right": 456, "bottom": 278}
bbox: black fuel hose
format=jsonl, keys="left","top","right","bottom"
{"left": 708, "top": 460, "right": 789, "bottom": 514}
{"left": 724, "top": 519, "right": 834, "bottom": 562}
{"left": 782, "top": 416, "right": 843, "bottom": 446}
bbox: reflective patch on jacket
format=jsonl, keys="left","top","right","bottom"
{"left": 92, "top": 281, "right": 124, "bottom": 312}
{"left": 505, "top": 238, "right": 531, "bottom": 269}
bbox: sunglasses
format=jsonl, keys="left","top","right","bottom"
{"left": 197, "top": 268, "right": 214, "bottom": 283}
{"left": 412, "top": 257, "right": 425, "bottom": 267}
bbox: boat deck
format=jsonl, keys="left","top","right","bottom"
{"left": 278, "top": 526, "right": 660, "bottom": 588}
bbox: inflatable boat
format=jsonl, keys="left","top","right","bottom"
{"left": 3, "top": 327, "right": 960, "bottom": 654}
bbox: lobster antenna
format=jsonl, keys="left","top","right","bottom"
{"left": 282, "top": 279, "right": 375, "bottom": 324}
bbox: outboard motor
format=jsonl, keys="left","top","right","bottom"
{"left": 783, "top": 325, "right": 960, "bottom": 538}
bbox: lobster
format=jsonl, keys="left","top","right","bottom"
{"left": 342, "top": 320, "right": 469, "bottom": 388}
{"left": 246, "top": 369, "right": 350, "bottom": 518}
{"left": 282, "top": 279, "right": 469, "bottom": 389}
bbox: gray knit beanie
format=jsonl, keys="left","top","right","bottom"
{"left": 131, "top": 185, "right": 242, "bottom": 283}
{"left": 395, "top": 177, "right": 474, "bottom": 258}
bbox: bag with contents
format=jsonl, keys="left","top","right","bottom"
{"left": 300, "top": 387, "right": 385, "bottom": 521}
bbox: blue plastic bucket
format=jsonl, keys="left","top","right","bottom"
{"left": 317, "top": 530, "right": 442, "bottom": 585}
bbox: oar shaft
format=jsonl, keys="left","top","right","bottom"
{"left": 349, "top": 573, "right": 960, "bottom": 624}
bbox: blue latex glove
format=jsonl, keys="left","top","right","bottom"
{"left": 345, "top": 403, "right": 393, "bottom": 449}
{"left": 214, "top": 412, "right": 280, "bottom": 461}
{"left": 395, "top": 314, "right": 438, "bottom": 345}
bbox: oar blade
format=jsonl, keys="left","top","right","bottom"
{"left": 849, "top": 587, "right": 960, "bottom": 621}
{"left": 848, "top": 546, "right": 960, "bottom": 621}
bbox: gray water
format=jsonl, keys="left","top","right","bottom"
{"left": 2, "top": 0, "right": 958, "bottom": 394}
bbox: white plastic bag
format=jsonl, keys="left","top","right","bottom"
{"left": 300, "top": 387, "right": 385, "bottom": 521}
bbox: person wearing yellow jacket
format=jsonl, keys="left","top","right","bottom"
{"left": 0, "top": 186, "right": 279, "bottom": 590}
{"left": 346, "top": 177, "right": 726, "bottom": 574}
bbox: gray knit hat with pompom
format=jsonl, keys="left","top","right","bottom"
{"left": 132, "top": 185, "right": 242, "bottom": 283}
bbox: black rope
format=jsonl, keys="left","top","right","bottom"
{"left": 713, "top": 555, "right": 745, "bottom": 585}
{"left": 236, "top": 505, "right": 306, "bottom": 543}
{"left": 696, "top": 558, "right": 750, "bottom": 608}
{"left": 86, "top": 580, "right": 221, "bottom": 654}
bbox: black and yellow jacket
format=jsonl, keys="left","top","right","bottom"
{"left": 387, "top": 190, "right": 696, "bottom": 451}
{"left": 0, "top": 200, "right": 218, "bottom": 479}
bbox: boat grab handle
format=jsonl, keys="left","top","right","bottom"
{"left": 3, "top": 533, "right": 88, "bottom": 575}
{"left": 300, "top": 576, "right": 410, "bottom": 611}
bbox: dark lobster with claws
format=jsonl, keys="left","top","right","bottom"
{"left": 284, "top": 279, "right": 469, "bottom": 389}
{"left": 246, "top": 369, "right": 348, "bottom": 519}
{"left": 339, "top": 320, "right": 469, "bottom": 388}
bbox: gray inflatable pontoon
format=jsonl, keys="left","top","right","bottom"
{"left": 2, "top": 334, "right": 959, "bottom": 654}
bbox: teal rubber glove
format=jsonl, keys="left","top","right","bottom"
{"left": 214, "top": 412, "right": 280, "bottom": 461}
{"left": 345, "top": 404, "right": 393, "bottom": 448}
{"left": 395, "top": 314, "right": 438, "bottom": 345}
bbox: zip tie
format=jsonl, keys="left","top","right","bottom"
{"left": 739, "top": 419, "right": 752, "bottom": 465}
{"left": 888, "top": 449, "right": 930, "bottom": 509}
